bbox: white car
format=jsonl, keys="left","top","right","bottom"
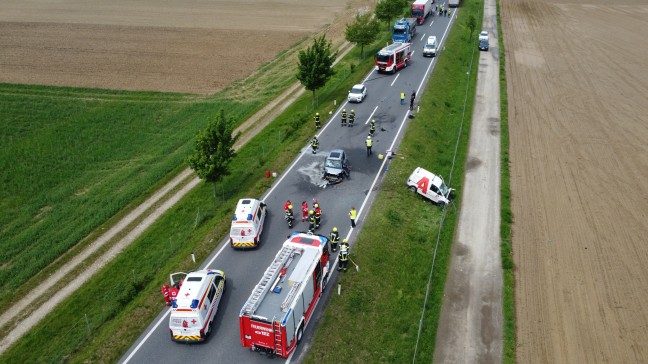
{"left": 347, "top": 84, "right": 367, "bottom": 103}
{"left": 406, "top": 167, "right": 454, "bottom": 205}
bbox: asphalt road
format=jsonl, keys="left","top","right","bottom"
{"left": 121, "top": 10, "right": 456, "bottom": 364}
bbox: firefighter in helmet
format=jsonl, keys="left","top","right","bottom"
{"left": 349, "top": 109, "right": 355, "bottom": 127}
{"left": 285, "top": 204, "right": 294, "bottom": 228}
{"left": 341, "top": 109, "right": 347, "bottom": 127}
{"left": 314, "top": 203, "right": 322, "bottom": 229}
{"left": 314, "top": 112, "right": 321, "bottom": 129}
{"left": 329, "top": 227, "right": 340, "bottom": 252}
{"left": 308, "top": 210, "right": 316, "bottom": 233}
{"left": 369, "top": 119, "right": 376, "bottom": 136}
{"left": 338, "top": 239, "right": 349, "bottom": 272}
{"left": 311, "top": 136, "right": 319, "bottom": 154}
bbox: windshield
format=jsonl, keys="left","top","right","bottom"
{"left": 326, "top": 158, "right": 342, "bottom": 169}
{"left": 425, "top": 44, "right": 435, "bottom": 49}
{"left": 412, "top": 9, "right": 423, "bottom": 16}
{"left": 393, "top": 28, "right": 406, "bottom": 35}
{"left": 438, "top": 182, "right": 450, "bottom": 196}
{"left": 376, "top": 54, "right": 391, "bottom": 63}
{"left": 351, "top": 86, "right": 363, "bottom": 94}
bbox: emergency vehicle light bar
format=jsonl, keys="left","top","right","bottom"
{"left": 172, "top": 300, "right": 178, "bottom": 308}
{"left": 190, "top": 299, "right": 199, "bottom": 308}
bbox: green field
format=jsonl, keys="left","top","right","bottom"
{"left": 0, "top": 34, "right": 388, "bottom": 363}
{"left": 305, "top": 2, "right": 483, "bottom": 362}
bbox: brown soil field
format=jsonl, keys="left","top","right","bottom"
{"left": 0, "top": 0, "right": 354, "bottom": 93}
{"left": 502, "top": 0, "right": 648, "bottom": 362}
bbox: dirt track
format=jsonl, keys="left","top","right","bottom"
{"left": 502, "top": 0, "right": 648, "bottom": 362}
{"left": 0, "top": 0, "right": 349, "bottom": 93}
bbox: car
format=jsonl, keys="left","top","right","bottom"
{"left": 478, "top": 31, "right": 489, "bottom": 51}
{"left": 323, "top": 149, "right": 350, "bottom": 184}
{"left": 347, "top": 84, "right": 367, "bottom": 103}
{"left": 406, "top": 167, "right": 454, "bottom": 205}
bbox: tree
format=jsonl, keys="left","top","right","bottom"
{"left": 375, "top": 0, "right": 407, "bottom": 30}
{"left": 296, "top": 35, "right": 337, "bottom": 105}
{"left": 466, "top": 15, "right": 477, "bottom": 40}
{"left": 187, "top": 110, "right": 239, "bottom": 198}
{"left": 345, "top": 13, "right": 381, "bottom": 58}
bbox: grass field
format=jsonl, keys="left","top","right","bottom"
{"left": 0, "top": 35, "right": 387, "bottom": 363}
{"left": 305, "top": 2, "right": 483, "bottom": 362}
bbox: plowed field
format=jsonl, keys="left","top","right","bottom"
{"left": 502, "top": 0, "right": 648, "bottom": 362}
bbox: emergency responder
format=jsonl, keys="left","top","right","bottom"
{"left": 448, "top": 9, "right": 452, "bottom": 17}
{"left": 349, "top": 207, "right": 357, "bottom": 228}
{"left": 329, "top": 227, "right": 340, "bottom": 252}
{"left": 314, "top": 203, "right": 322, "bottom": 229}
{"left": 161, "top": 284, "right": 171, "bottom": 305}
{"left": 366, "top": 135, "right": 373, "bottom": 156}
{"left": 338, "top": 239, "right": 349, "bottom": 272}
{"left": 285, "top": 204, "right": 294, "bottom": 228}
{"left": 349, "top": 109, "right": 355, "bottom": 127}
{"left": 283, "top": 199, "right": 292, "bottom": 212}
{"left": 410, "top": 91, "right": 416, "bottom": 110}
{"left": 301, "top": 201, "right": 309, "bottom": 222}
{"left": 341, "top": 109, "right": 347, "bottom": 127}
{"left": 311, "top": 136, "right": 319, "bottom": 154}
{"left": 400, "top": 92, "right": 406, "bottom": 105}
{"left": 314, "top": 112, "right": 321, "bottom": 129}
{"left": 308, "top": 210, "right": 316, "bottom": 233}
{"left": 369, "top": 119, "right": 376, "bottom": 136}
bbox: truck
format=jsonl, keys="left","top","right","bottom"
{"left": 239, "top": 232, "right": 331, "bottom": 358}
{"left": 448, "top": 0, "right": 460, "bottom": 7}
{"left": 375, "top": 42, "right": 412, "bottom": 74}
{"left": 392, "top": 18, "right": 417, "bottom": 43}
{"left": 412, "top": 0, "right": 433, "bottom": 25}
{"left": 422, "top": 36, "right": 438, "bottom": 57}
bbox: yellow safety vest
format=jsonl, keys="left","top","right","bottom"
{"left": 366, "top": 139, "right": 372, "bottom": 147}
{"left": 349, "top": 209, "right": 357, "bottom": 220}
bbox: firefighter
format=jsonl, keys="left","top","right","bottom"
{"left": 410, "top": 91, "right": 416, "bottom": 110}
{"left": 366, "top": 135, "right": 373, "bottom": 156}
{"left": 308, "top": 210, "right": 316, "bottom": 233}
{"left": 285, "top": 204, "right": 294, "bottom": 228}
{"left": 314, "top": 203, "right": 322, "bottom": 229}
{"left": 314, "top": 112, "right": 321, "bottom": 129}
{"left": 301, "top": 201, "right": 309, "bottom": 222}
{"left": 311, "top": 136, "right": 319, "bottom": 154}
{"left": 341, "top": 108, "right": 347, "bottom": 127}
{"left": 349, "top": 207, "right": 357, "bottom": 228}
{"left": 338, "top": 239, "right": 349, "bottom": 272}
{"left": 369, "top": 119, "right": 376, "bottom": 136}
{"left": 349, "top": 109, "right": 355, "bottom": 127}
{"left": 329, "top": 227, "right": 340, "bottom": 252}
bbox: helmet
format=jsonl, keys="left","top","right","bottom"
{"left": 351, "top": 109, "right": 355, "bottom": 112}
{"left": 314, "top": 203, "right": 319, "bottom": 208}
{"left": 342, "top": 239, "right": 348, "bottom": 243}
{"left": 288, "top": 205, "right": 293, "bottom": 210}
{"left": 333, "top": 227, "right": 338, "bottom": 232}
{"left": 343, "top": 108, "right": 346, "bottom": 112}
{"left": 316, "top": 112, "right": 320, "bottom": 116}
{"left": 309, "top": 210, "right": 314, "bottom": 215}
{"left": 371, "top": 119, "right": 375, "bottom": 124}
{"left": 367, "top": 135, "right": 372, "bottom": 139}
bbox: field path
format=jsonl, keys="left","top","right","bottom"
{"left": 0, "top": 42, "right": 354, "bottom": 354}
{"left": 433, "top": 0, "right": 503, "bottom": 362}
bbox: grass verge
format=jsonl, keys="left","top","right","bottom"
{"left": 305, "top": 2, "right": 483, "bottom": 362}
{"left": 496, "top": 0, "right": 516, "bottom": 361}
{"left": 0, "top": 36, "right": 389, "bottom": 363}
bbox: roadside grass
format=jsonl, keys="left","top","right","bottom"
{"left": 306, "top": 2, "right": 483, "bottom": 362}
{"left": 496, "top": 0, "right": 516, "bottom": 361}
{"left": 0, "top": 36, "right": 389, "bottom": 363}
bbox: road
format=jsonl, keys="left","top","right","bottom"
{"left": 121, "top": 12, "right": 456, "bottom": 364}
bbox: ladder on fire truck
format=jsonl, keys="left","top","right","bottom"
{"left": 241, "top": 246, "right": 298, "bottom": 316}
{"left": 272, "top": 318, "right": 283, "bottom": 357}
{"left": 280, "top": 282, "right": 301, "bottom": 311}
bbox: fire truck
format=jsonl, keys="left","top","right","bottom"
{"left": 375, "top": 42, "right": 412, "bottom": 74}
{"left": 239, "top": 232, "right": 331, "bottom": 357}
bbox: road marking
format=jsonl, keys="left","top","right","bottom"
{"left": 122, "top": 309, "right": 171, "bottom": 364}
{"left": 364, "top": 106, "right": 378, "bottom": 124}
{"left": 430, "top": 20, "right": 434, "bottom": 27}
{"left": 420, "top": 33, "right": 426, "bottom": 41}
{"left": 390, "top": 73, "right": 400, "bottom": 87}
{"left": 411, "top": 50, "right": 416, "bottom": 56}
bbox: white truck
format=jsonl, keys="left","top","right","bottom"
{"left": 407, "top": 167, "right": 454, "bottom": 205}
{"left": 423, "top": 36, "right": 438, "bottom": 57}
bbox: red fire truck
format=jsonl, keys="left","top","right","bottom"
{"left": 375, "top": 42, "right": 412, "bottom": 74}
{"left": 239, "top": 232, "right": 331, "bottom": 357}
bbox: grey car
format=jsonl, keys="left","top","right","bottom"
{"left": 323, "top": 149, "right": 350, "bottom": 184}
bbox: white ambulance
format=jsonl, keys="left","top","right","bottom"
{"left": 229, "top": 198, "right": 267, "bottom": 249}
{"left": 406, "top": 167, "right": 454, "bottom": 205}
{"left": 169, "top": 269, "right": 226, "bottom": 342}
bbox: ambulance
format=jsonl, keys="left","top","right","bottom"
{"left": 169, "top": 269, "right": 226, "bottom": 342}
{"left": 406, "top": 167, "right": 454, "bottom": 205}
{"left": 229, "top": 198, "right": 267, "bottom": 249}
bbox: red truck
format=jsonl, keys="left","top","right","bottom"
{"left": 239, "top": 232, "right": 331, "bottom": 357}
{"left": 412, "top": 0, "right": 433, "bottom": 25}
{"left": 375, "top": 42, "right": 412, "bottom": 74}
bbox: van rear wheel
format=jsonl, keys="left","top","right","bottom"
{"left": 409, "top": 186, "right": 417, "bottom": 193}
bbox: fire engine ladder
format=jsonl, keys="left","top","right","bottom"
{"left": 272, "top": 318, "right": 283, "bottom": 357}
{"left": 280, "top": 281, "right": 301, "bottom": 311}
{"left": 241, "top": 246, "right": 296, "bottom": 316}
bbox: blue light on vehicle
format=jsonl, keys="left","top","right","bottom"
{"left": 232, "top": 214, "right": 237, "bottom": 221}
{"left": 247, "top": 214, "right": 253, "bottom": 220}
{"left": 190, "top": 299, "right": 199, "bottom": 308}
{"left": 172, "top": 299, "right": 178, "bottom": 308}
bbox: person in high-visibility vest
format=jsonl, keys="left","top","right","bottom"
{"left": 349, "top": 207, "right": 357, "bottom": 228}
{"left": 308, "top": 210, "right": 316, "bottom": 233}
{"left": 365, "top": 135, "right": 373, "bottom": 156}
{"left": 301, "top": 201, "right": 309, "bottom": 222}
{"left": 311, "top": 136, "right": 319, "bottom": 154}
{"left": 314, "top": 203, "right": 322, "bottom": 229}
{"left": 369, "top": 119, "right": 376, "bottom": 136}
{"left": 285, "top": 204, "right": 294, "bottom": 228}
{"left": 283, "top": 199, "right": 292, "bottom": 212}
{"left": 400, "top": 92, "right": 406, "bottom": 105}
{"left": 329, "top": 227, "right": 340, "bottom": 252}
{"left": 341, "top": 109, "right": 347, "bottom": 127}
{"left": 349, "top": 110, "right": 355, "bottom": 127}
{"left": 161, "top": 284, "right": 171, "bottom": 305}
{"left": 338, "top": 239, "right": 350, "bottom": 272}
{"left": 314, "top": 112, "right": 321, "bottom": 129}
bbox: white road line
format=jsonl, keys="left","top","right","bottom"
{"left": 411, "top": 50, "right": 416, "bottom": 56}
{"left": 122, "top": 309, "right": 171, "bottom": 364}
{"left": 390, "top": 73, "right": 400, "bottom": 87}
{"left": 420, "top": 33, "right": 426, "bottom": 41}
{"left": 365, "top": 106, "right": 378, "bottom": 124}
{"left": 430, "top": 20, "right": 434, "bottom": 27}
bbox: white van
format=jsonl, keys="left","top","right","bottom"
{"left": 229, "top": 198, "right": 267, "bottom": 249}
{"left": 423, "top": 36, "right": 437, "bottom": 57}
{"left": 169, "top": 269, "right": 226, "bottom": 342}
{"left": 406, "top": 167, "right": 454, "bottom": 205}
